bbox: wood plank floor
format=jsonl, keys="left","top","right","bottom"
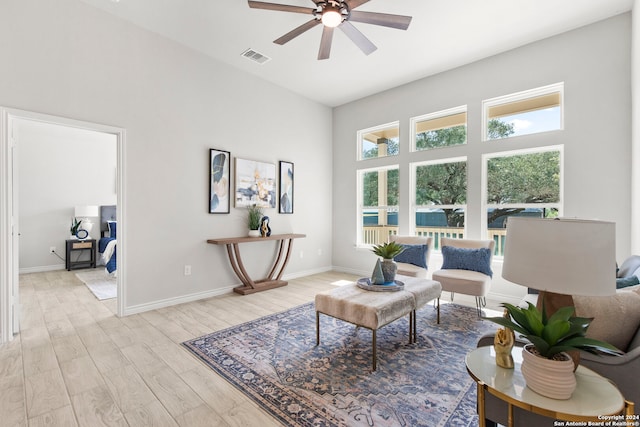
{"left": 0, "top": 270, "right": 498, "bottom": 426}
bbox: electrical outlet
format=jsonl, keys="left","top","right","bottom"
{"left": 299, "top": 251, "right": 304, "bottom": 259}
{"left": 49, "top": 246, "right": 56, "bottom": 254}
{"left": 318, "top": 248, "right": 322, "bottom": 256}
{"left": 184, "top": 265, "right": 192, "bottom": 276}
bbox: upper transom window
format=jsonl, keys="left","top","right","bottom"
{"left": 482, "top": 83, "right": 563, "bottom": 141}
{"left": 411, "top": 106, "right": 467, "bottom": 151}
{"left": 358, "top": 122, "right": 399, "bottom": 160}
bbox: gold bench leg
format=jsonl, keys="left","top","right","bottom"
{"left": 372, "top": 329, "right": 377, "bottom": 371}
{"left": 316, "top": 311, "right": 320, "bottom": 346}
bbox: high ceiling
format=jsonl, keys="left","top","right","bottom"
{"left": 79, "top": 0, "right": 633, "bottom": 107}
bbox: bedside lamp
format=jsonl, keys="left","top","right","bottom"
{"left": 502, "top": 217, "right": 616, "bottom": 315}
{"left": 74, "top": 205, "right": 99, "bottom": 236}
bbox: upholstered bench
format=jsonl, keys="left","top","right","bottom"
{"left": 315, "top": 275, "right": 441, "bottom": 370}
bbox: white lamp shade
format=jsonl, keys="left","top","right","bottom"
{"left": 502, "top": 217, "right": 616, "bottom": 297}
{"left": 74, "top": 205, "right": 99, "bottom": 217}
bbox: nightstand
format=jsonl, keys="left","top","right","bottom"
{"left": 65, "top": 239, "right": 96, "bottom": 271}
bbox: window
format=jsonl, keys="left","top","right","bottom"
{"left": 358, "top": 122, "right": 399, "bottom": 160}
{"left": 411, "top": 106, "right": 467, "bottom": 151}
{"left": 359, "top": 166, "right": 399, "bottom": 245}
{"left": 413, "top": 158, "right": 467, "bottom": 249}
{"left": 482, "top": 83, "right": 563, "bottom": 141}
{"left": 483, "top": 147, "right": 562, "bottom": 255}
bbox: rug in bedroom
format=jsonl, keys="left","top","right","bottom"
{"left": 182, "top": 301, "right": 499, "bottom": 427}
{"left": 75, "top": 269, "right": 116, "bottom": 300}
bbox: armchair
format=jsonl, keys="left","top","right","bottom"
{"left": 432, "top": 237, "right": 495, "bottom": 321}
{"left": 389, "top": 235, "right": 432, "bottom": 279}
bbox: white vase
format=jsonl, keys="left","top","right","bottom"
{"left": 248, "top": 229, "right": 261, "bottom": 237}
{"left": 521, "top": 344, "right": 576, "bottom": 400}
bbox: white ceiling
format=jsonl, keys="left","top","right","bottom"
{"left": 79, "top": 0, "right": 633, "bottom": 107}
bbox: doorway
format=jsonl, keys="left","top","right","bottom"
{"left": 0, "top": 108, "right": 126, "bottom": 344}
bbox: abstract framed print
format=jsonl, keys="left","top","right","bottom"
{"left": 209, "top": 149, "right": 231, "bottom": 214}
{"left": 279, "top": 161, "right": 294, "bottom": 214}
{"left": 235, "top": 158, "right": 276, "bottom": 209}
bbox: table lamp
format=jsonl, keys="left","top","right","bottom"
{"left": 74, "top": 205, "right": 99, "bottom": 235}
{"left": 502, "top": 217, "right": 616, "bottom": 315}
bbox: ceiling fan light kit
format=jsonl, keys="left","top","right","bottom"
{"left": 247, "top": 0, "right": 412, "bottom": 60}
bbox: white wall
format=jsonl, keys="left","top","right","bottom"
{"left": 17, "top": 120, "right": 117, "bottom": 272}
{"left": 332, "top": 14, "right": 632, "bottom": 303}
{"left": 0, "top": 0, "right": 333, "bottom": 312}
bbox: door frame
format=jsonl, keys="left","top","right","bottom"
{"left": 0, "top": 107, "right": 126, "bottom": 343}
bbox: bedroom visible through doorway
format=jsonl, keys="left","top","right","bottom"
{"left": 0, "top": 108, "right": 126, "bottom": 343}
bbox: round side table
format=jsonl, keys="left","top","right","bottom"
{"left": 466, "top": 346, "right": 634, "bottom": 427}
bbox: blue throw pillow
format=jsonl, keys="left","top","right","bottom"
{"left": 441, "top": 246, "right": 493, "bottom": 277}
{"left": 108, "top": 221, "right": 117, "bottom": 239}
{"left": 394, "top": 244, "right": 428, "bottom": 269}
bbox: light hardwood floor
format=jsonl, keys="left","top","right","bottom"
{"left": 1, "top": 270, "right": 500, "bottom": 426}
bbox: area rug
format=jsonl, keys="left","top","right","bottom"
{"left": 182, "top": 301, "right": 499, "bottom": 427}
{"left": 74, "top": 269, "right": 116, "bottom": 300}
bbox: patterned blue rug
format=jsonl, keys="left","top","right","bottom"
{"left": 182, "top": 301, "right": 498, "bottom": 427}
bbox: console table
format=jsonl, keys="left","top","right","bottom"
{"left": 207, "top": 233, "right": 305, "bottom": 295}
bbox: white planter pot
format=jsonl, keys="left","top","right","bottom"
{"left": 248, "top": 229, "right": 261, "bottom": 237}
{"left": 521, "top": 344, "right": 576, "bottom": 400}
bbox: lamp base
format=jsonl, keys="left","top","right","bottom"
{"left": 536, "top": 291, "right": 579, "bottom": 370}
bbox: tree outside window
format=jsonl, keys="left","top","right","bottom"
{"left": 485, "top": 148, "right": 562, "bottom": 254}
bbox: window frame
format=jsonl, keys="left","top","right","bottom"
{"left": 357, "top": 121, "right": 400, "bottom": 161}
{"left": 481, "top": 145, "right": 564, "bottom": 257}
{"left": 410, "top": 105, "right": 467, "bottom": 152}
{"left": 481, "top": 82, "right": 564, "bottom": 142}
{"left": 357, "top": 164, "right": 400, "bottom": 248}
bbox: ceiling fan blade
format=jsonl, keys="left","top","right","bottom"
{"left": 339, "top": 21, "right": 377, "bottom": 55}
{"left": 349, "top": 10, "right": 412, "bottom": 30}
{"left": 248, "top": 1, "right": 316, "bottom": 15}
{"left": 274, "top": 19, "right": 321, "bottom": 45}
{"left": 346, "top": 0, "right": 370, "bottom": 9}
{"left": 318, "top": 26, "right": 334, "bottom": 60}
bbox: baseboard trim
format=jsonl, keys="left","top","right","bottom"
{"left": 20, "top": 265, "right": 65, "bottom": 274}
{"left": 123, "top": 285, "right": 236, "bottom": 316}
{"left": 123, "top": 266, "right": 334, "bottom": 316}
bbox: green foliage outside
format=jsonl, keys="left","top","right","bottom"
{"left": 362, "top": 169, "right": 398, "bottom": 207}
{"left": 362, "top": 138, "right": 399, "bottom": 159}
{"left": 416, "top": 125, "right": 466, "bottom": 150}
{"left": 486, "top": 151, "right": 560, "bottom": 224}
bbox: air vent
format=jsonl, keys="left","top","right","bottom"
{"left": 241, "top": 48, "right": 271, "bottom": 65}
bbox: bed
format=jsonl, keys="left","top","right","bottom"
{"left": 98, "top": 205, "right": 117, "bottom": 275}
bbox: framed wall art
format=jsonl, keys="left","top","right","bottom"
{"left": 209, "top": 149, "right": 231, "bottom": 214}
{"left": 279, "top": 161, "right": 294, "bottom": 214}
{"left": 235, "top": 158, "right": 276, "bottom": 208}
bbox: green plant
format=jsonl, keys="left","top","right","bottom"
{"left": 247, "top": 205, "right": 263, "bottom": 230}
{"left": 70, "top": 217, "right": 82, "bottom": 235}
{"left": 484, "top": 302, "right": 623, "bottom": 359}
{"left": 371, "top": 241, "right": 405, "bottom": 259}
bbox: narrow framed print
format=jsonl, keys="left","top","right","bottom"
{"left": 235, "top": 158, "right": 276, "bottom": 208}
{"left": 279, "top": 161, "right": 294, "bottom": 214}
{"left": 209, "top": 149, "right": 231, "bottom": 214}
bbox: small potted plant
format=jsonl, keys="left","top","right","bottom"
{"left": 485, "top": 302, "right": 622, "bottom": 399}
{"left": 371, "top": 241, "right": 405, "bottom": 283}
{"left": 247, "top": 204, "right": 264, "bottom": 237}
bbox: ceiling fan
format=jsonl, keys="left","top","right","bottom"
{"left": 247, "top": 0, "right": 412, "bottom": 60}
